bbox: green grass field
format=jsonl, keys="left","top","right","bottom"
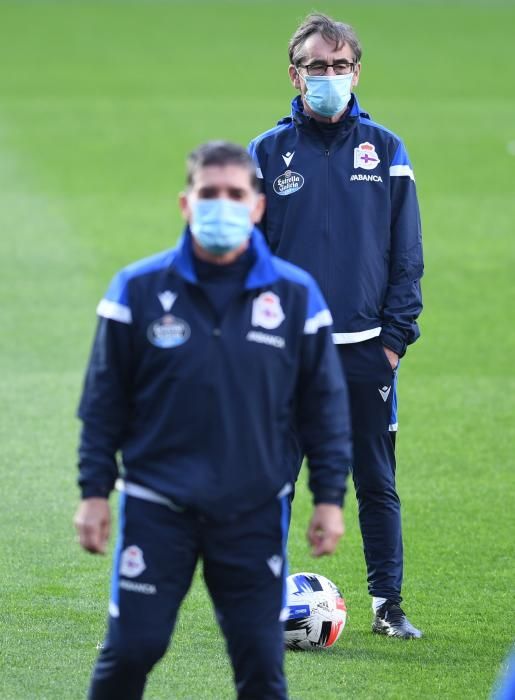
{"left": 1, "top": 1, "right": 514, "bottom": 698}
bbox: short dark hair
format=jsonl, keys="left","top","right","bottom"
{"left": 186, "top": 141, "right": 259, "bottom": 191}
{"left": 288, "top": 13, "right": 362, "bottom": 66}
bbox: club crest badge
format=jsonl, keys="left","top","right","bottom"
{"left": 354, "top": 142, "right": 381, "bottom": 170}
{"left": 251, "top": 291, "right": 285, "bottom": 330}
{"left": 147, "top": 314, "right": 190, "bottom": 348}
{"left": 273, "top": 170, "right": 304, "bottom": 196}
{"left": 120, "top": 545, "right": 146, "bottom": 578}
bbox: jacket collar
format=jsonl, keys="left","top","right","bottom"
{"left": 170, "top": 227, "right": 280, "bottom": 290}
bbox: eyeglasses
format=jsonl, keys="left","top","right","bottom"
{"left": 298, "top": 61, "right": 356, "bottom": 77}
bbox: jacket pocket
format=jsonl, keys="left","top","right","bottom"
{"left": 377, "top": 339, "right": 397, "bottom": 374}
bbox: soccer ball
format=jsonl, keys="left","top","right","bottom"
{"left": 284, "top": 572, "right": 347, "bottom": 650}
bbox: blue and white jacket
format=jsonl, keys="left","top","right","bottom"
{"left": 78, "top": 228, "right": 352, "bottom": 520}
{"left": 249, "top": 95, "right": 424, "bottom": 356}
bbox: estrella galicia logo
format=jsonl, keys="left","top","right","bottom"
{"left": 273, "top": 170, "right": 304, "bottom": 196}
{"left": 147, "top": 314, "right": 190, "bottom": 348}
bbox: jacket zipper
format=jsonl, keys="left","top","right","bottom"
{"left": 325, "top": 149, "right": 330, "bottom": 294}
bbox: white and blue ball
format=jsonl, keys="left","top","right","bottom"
{"left": 284, "top": 572, "right": 347, "bottom": 650}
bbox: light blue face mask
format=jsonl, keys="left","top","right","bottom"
{"left": 190, "top": 198, "right": 253, "bottom": 256}
{"left": 302, "top": 73, "right": 353, "bottom": 118}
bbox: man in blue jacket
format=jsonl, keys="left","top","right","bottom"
{"left": 74, "top": 141, "right": 352, "bottom": 699}
{"left": 249, "top": 13, "right": 424, "bottom": 639}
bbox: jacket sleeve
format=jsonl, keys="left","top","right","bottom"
{"left": 77, "top": 274, "right": 134, "bottom": 499}
{"left": 296, "top": 279, "right": 352, "bottom": 507}
{"left": 380, "top": 140, "right": 424, "bottom": 357}
{"left": 247, "top": 139, "right": 269, "bottom": 237}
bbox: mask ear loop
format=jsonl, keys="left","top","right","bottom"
{"left": 295, "top": 67, "right": 306, "bottom": 90}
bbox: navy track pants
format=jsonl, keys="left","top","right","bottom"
{"left": 337, "top": 336, "right": 403, "bottom": 602}
{"left": 88, "top": 494, "right": 289, "bottom": 699}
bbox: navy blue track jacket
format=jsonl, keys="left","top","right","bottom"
{"left": 249, "top": 95, "right": 424, "bottom": 357}
{"left": 78, "top": 228, "right": 352, "bottom": 520}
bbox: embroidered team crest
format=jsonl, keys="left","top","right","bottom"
{"left": 147, "top": 314, "right": 190, "bottom": 348}
{"left": 251, "top": 292, "right": 285, "bottom": 330}
{"left": 354, "top": 142, "right": 381, "bottom": 170}
{"left": 120, "top": 545, "right": 146, "bottom": 578}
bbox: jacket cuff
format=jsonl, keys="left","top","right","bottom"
{"left": 380, "top": 328, "right": 407, "bottom": 358}
{"left": 313, "top": 488, "right": 345, "bottom": 508}
{"left": 80, "top": 482, "right": 113, "bottom": 500}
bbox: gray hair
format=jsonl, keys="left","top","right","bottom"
{"left": 288, "top": 13, "right": 362, "bottom": 66}
{"left": 186, "top": 141, "right": 259, "bottom": 191}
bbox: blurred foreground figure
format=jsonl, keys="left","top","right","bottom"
{"left": 74, "top": 141, "right": 352, "bottom": 699}
{"left": 493, "top": 647, "right": 515, "bottom": 700}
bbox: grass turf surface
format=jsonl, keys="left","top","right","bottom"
{"left": 1, "top": 1, "right": 514, "bottom": 698}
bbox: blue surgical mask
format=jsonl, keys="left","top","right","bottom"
{"left": 190, "top": 198, "right": 253, "bottom": 256}
{"left": 302, "top": 73, "right": 353, "bottom": 118}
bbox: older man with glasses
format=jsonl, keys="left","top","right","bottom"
{"left": 249, "top": 13, "right": 424, "bottom": 639}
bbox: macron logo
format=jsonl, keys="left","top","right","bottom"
{"left": 282, "top": 151, "right": 294, "bottom": 168}
{"left": 158, "top": 291, "right": 177, "bottom": 312}
{"left": 267, "top": 555, "right": 283, "bottom": 578}
{"left": 378, "top": 385, "right": 391, "bottom": 402}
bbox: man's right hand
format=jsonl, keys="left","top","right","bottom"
{"left": 74, "top": 498, "right": 111, "bottom": 554}
{"left": 307, "top": 503, "right": 345, "bottom": 557}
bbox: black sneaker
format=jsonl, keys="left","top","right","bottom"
{"left": 372, "top": 600, "right": 422, "bottom": 639}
